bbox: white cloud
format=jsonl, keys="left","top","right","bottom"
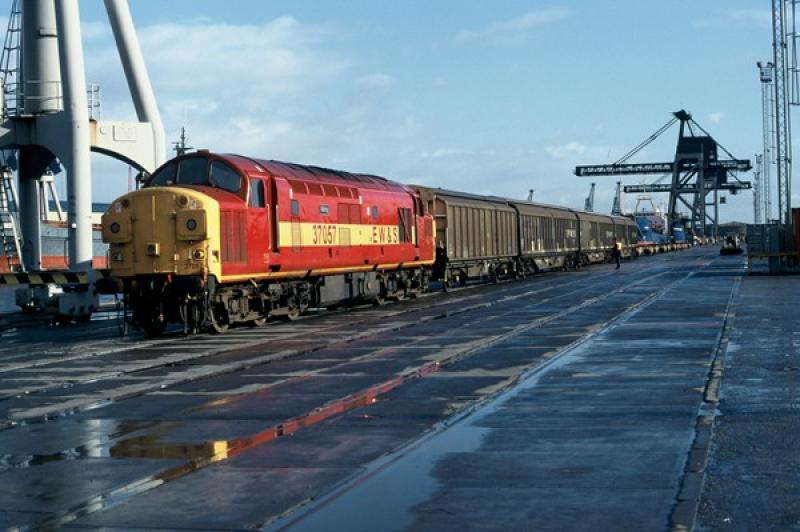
{"left": 457, "top": 8, "right": 570, "bottom": 43}
{"left": 728, "top": 9, "right": 772, "bottom": 28}
{"left": 707, "top": 112, "right": 725, "bottom": 125}
{"left": 358, "top": 73, "right": 395, "bottom": 88}
{"left": 82, "top": 21, "right": 111, "bottom": 41}
{"left": 142, "top": 17, "right": 349, "bottom": 95}
{"left": 545, "top": 141, "right": 587, "bottom": 159}
{"left": 419, "top": 148, "right": 473, "bottom": 159}
{"left": 86, "top": 16, "right": 350, "bottom": 110}
{"left": 695, "top": 8, "right": 773, "bottom": 29}
{"left": 82, "top": 15, "right": 374, "bottom": 196}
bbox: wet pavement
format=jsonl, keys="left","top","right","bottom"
{"left": 273, "top": 254, "right": 741, "bottom": 532}
{"left": 0, "top": 247, "right": 791, "bottom": 530}
{"left": 697, "top": 275, "right": 800, "bottom": 531}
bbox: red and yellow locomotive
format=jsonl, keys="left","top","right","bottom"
{"left": 102, "top": 151, "right": 435, "bottom": 334}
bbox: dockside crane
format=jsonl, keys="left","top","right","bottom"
{"left": 584, "top": 183, "right": 595, "bottom": 212}
{"left": 611, "top": 182, "right": 623, "bottom": 215}
{"left": 574, "top": 110, "right": 752, "bottom": 238}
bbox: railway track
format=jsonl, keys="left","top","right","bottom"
{"left": 0, "top": 269, "right": 596, "bottom": 373}
{"left": 0, "top": 263, "right": 632, "bottom": 426}
{"left": 0, "top": 252, "right": 700, "bottom": 430}
{"left": 16, "top": 249, "right": 715, "bottom": 529}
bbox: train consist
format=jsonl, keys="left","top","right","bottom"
{"left": 415, "top": 187, "right": 639, "bottom": 285}
{"left": 102, "top": 151, "right": 643, "bottom": 335}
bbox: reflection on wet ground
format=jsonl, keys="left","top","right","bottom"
{"left": 273, "top": 261, "right": 740, "bottom": 531}
{"left": 0, "top": 248, "right": 752, "bottom": 530}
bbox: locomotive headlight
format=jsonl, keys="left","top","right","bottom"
{"left": 193, "top": 249, "right": 205, "bottom": 260}
{"left": 110, "top": 222, "right": 121, "bottom": 234}
{"left": 186, "top": 218, "right": 198, "bottom": 231}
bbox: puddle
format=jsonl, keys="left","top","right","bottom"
{"left": 270, "top": 345, "right": 587, "bottom": 532}
{"left": 18, "top": 389, "right": 386, "bottom": 528}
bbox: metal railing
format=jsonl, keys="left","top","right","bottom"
{"left": 1, "top": 80, "right": 101, "bottom": 119}
{"left": 87, "top": 83, "right": 101, "bottom": 119}
{"left": 2, "top": 80, "right": 63, "bottom": 117}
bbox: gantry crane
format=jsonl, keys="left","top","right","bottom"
{"left": 574, "top": 110, "right": 752, "bottom": 238}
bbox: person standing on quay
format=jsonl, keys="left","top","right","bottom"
{"left": 611, "top": 237, "right": 622, "bottom": 269}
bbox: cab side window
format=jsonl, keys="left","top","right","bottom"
{"left": 249, "top": 179, "right": 266, "bottom": 208}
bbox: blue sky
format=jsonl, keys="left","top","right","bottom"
{"left": 4, "top": 1, "right": 778, "bottom": 221}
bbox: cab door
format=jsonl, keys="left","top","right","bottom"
{"left": 247, "top": 177, "right": 269, "bottom": 270}
{"left": 267, "top": 178, "right": 280, "bottom": 254}
{"left": 413, "top": 196, "right": 421, "bottom": 249}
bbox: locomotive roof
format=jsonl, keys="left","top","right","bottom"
{"left": 412, "top": 186, "right": 512, "bottom": 205}
{"left": 221, "top": 154, "right": 410, "bottom": 193}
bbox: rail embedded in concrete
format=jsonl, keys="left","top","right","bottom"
{"left": 0, "top": 248, "right": 764, "bottom": 530}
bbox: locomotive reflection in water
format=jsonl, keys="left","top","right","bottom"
{"left": 102, "top": 152, "right": 642, "bottom": 335}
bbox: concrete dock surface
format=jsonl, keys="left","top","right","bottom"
{"left": 0, "top": 246, "right": 797, "bottom": 531}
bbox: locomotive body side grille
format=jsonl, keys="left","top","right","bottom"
{"left": 221, "top": 210, "right": 247, "bottom": 263}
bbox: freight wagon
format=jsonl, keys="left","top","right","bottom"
{"left": 412, "top": 186, "right": 640, "bottom": 286}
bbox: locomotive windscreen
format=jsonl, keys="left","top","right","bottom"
{"left": 145, "top": 156, "right": 241, "bottom": 193}
{"left": 147, "top": 161, "right": 177, "bottom": 186}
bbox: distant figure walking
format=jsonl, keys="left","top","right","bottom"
{"left": 611, "top": 237, "right": 622, "bottom": 269}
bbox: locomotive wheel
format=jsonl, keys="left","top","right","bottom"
{"left": 209, "top": 317, "right": 229, "bottom": 334}
{"left": 286, "top": 306, "right": 301, "bottom": 321}
{"left": 143, "top": 313, "right": 165, "bottom": 337}
{"left": 208, "top": 304, "right": 230, "bottom": 334}
{"left": 249, "top": 317, "right": 267, "bottom": 327}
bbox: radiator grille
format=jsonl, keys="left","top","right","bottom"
{"left": 221, "top": 210, "right": 246, "bottom": 263}
{"left": 424, "top": 218, "right": 433, "bottom": 238}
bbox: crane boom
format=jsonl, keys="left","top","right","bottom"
{"left": 575, "top": 160, "right": 751, "bottom": 177}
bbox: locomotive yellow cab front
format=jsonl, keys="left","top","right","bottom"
{"left": 101, "top": 186, "right": 221, "bottom": 280}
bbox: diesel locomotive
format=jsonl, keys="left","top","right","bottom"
{"left": 102, "top": 151, "right": 640, "bottom": 335}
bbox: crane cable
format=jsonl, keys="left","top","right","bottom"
{"left": 612, "top": 116, "right": 678, "bottom": 166}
